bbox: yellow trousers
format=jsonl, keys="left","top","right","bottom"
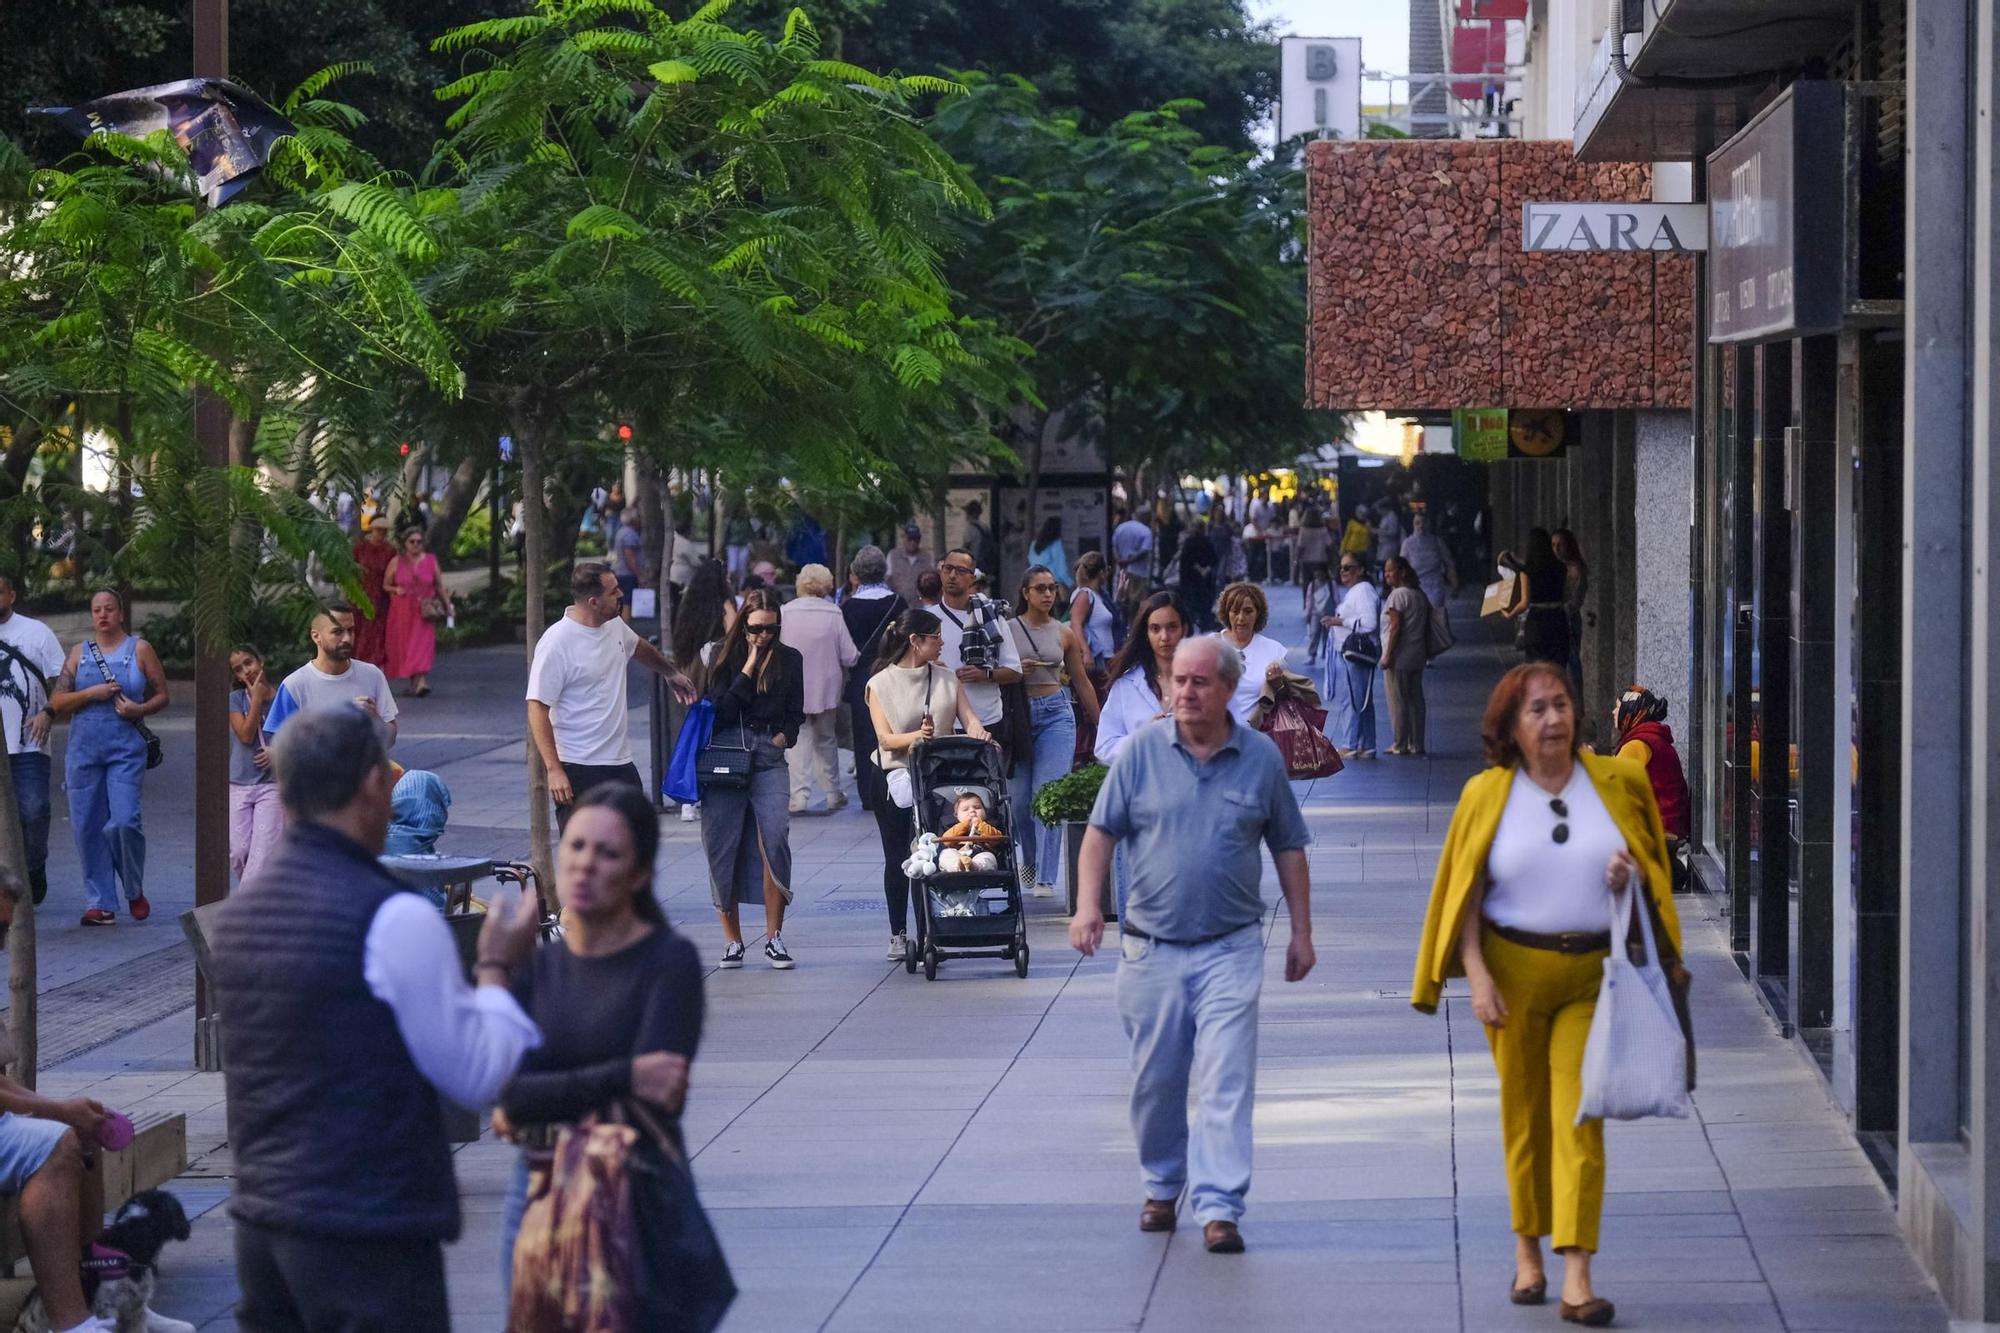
{"left": 1481, "top": 929, "right": 1607, "bottom": 1253}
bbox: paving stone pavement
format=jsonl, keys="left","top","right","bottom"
{"left": 24, "top": 593, "right": 1952, "bottom": 1332}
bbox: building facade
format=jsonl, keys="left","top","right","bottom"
{"left": 1310, "top": 0, "right": 2000, "bottom": 1314}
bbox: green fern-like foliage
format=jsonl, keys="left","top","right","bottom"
{"left": 420, "top": 0, "right": 1023, "bottom": 533}
{"left": 0, "top": 68, "right": 462, "bottom": 641}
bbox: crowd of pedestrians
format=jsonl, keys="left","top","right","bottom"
{"left": 0, "top": 474, "right": 1702, "bottom": 1333}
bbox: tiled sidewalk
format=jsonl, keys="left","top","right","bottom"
{"left": 45, "top": 599, "right": 1946, "bottom": 1331}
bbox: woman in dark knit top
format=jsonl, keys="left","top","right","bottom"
{"left": 497, "top": 783, "right": 704, "bottom": 1302}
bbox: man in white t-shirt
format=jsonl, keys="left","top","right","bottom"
{"left": 264, "top": 606, "right": 400, "bottom": 746}
{"left": 526, "top": 562, "right": 695, "bottom": 828}
{"left": 933, "top": 548, "right": 1023, "bottom": 736}
{"left": 0, "top": 577, "right": 65, "bottom": 905}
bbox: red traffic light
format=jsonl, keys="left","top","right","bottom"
{"left": 616, "top": 423, "right": 634, "bottom": 441}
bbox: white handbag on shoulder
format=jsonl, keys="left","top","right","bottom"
{"left": 1575, "top": 877, "right": 1693, "bottom": 1124}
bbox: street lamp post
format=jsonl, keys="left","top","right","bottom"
{"left": 190, "top": 0, "right": 232, "bottom": 1066}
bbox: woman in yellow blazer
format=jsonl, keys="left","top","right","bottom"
{"left": 1412, "top": 662, "right": 1681, "bottom": 1329}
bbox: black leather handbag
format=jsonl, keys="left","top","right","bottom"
{"left": 694, "top": 720, "right": 753, "bottom": 791}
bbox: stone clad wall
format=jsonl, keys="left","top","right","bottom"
{"left": 1305, "top": 138, "right": 1695, "bottom": 411}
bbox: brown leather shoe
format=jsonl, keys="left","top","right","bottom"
{"left": 1139, "top": 1199, "right": 1177, "bottom": 1233}
{"left": 1509, "top": 1278, "right": 1547, "bottom": 1306}
{"left": 1559, "top": 1297, "right": 1615, "bottom": 1327}
{"left": 1203, "top": 1220, "right": 1244, "bottom": 1254}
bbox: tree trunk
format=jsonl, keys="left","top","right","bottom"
{"left": 420, "top": 454, "right": 486, "bottom": 561}
{"left": 387, "top": 445, "right": 430, "bottom": 532}
{"left": 0, "top": 757, "right": 36, "bottom": 1086}
{"left": 514, "top": 410, "right": 555, "bottom": 895}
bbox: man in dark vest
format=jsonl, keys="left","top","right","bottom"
{"left": 214, "top": 706, "right": 542, "bottom": 1331}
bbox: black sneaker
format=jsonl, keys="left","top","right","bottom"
{"left": 719, "top": 942, "right": 745, "bottom": 969}
{"left": 764, "top": 937, "right": 795, "bottom": 970}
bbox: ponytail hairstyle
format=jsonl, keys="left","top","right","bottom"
{"left": 875, "top": 607, "right": 943, "bottom": 674}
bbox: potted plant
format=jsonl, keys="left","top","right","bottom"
{"left": 1032, "top": 764, "right": 1114, "bottom": 918}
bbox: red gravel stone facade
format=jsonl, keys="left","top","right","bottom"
{"left": 1305, "top": 138, "right": 1694, "bottom": 411}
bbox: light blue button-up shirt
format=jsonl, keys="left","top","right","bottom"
{"left": 1089, "top": 716, "right": 1311, "bottom": 941}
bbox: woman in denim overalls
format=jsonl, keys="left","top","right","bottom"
{"left": 51, "top": 591, "right": 169, "bottom": 925}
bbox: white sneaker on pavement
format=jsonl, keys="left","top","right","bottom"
{"left": 888, "top": 933, "right": 909, "bottom": 960}
{"left": 765, "top": 937, "right": 795, "bottom": 970}
{"left": 1031, "top": 882, "right": 1054, "bottom": 898}
{"left": 681, "top": 803, "right": 699, "bottom": 822}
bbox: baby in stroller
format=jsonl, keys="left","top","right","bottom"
{"left": 938, "top": 792, "right": 1007, "bottom": 874}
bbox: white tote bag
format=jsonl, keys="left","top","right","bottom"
{"left": 1575, "top": 878, "right": 1692, "bottom": 1124}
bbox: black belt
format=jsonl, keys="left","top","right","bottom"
{"left": 1121, "top": 922, "right": 1257, "bottom": 948}
{"left": 1483, "top": 920, "right": 1611, "bottom": 954}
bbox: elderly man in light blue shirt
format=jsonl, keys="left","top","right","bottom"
{"left": 1070, "top": 635, "right": 1315, "bottom": 1255}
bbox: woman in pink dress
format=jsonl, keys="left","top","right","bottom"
{"left": 351, "top": 521, "right": 395, "bottom": 667}
{"left": 384, "top": 526, "right": 452, "bottom": 696}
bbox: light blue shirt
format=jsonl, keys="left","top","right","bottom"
{"left": 1089, "top": 716, "right": 1310, "bottom": 941}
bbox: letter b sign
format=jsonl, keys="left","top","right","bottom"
{"left": 1306, "top": 45, "right": 1338, "bottom": 80}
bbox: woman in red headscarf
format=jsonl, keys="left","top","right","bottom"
{"left": 351, "top": 518, "right": 394, "bottom": 667}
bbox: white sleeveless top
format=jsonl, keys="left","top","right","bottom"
{"left": 865, "top": 664, "right": 962, "bottom": 771}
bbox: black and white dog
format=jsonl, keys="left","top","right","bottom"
{"left": 11, "top": 1189, "right": 194, "bottom": 1333}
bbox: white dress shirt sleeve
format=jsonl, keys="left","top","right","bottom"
{"left": 363, "top": 895, "right": 542, "bottom": 1111}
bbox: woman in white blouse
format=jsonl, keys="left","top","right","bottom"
{"left": 1320, "top": 554, "right": 1382, "bottom": 758}
{"left": 1092, "top": 592, "right": 1190, "bottom": 920}
{"left": 1213, "top": 581, "right": 1290, "bottom": 724}
{"left": 1092, "top": 591, "right": 1190, "bottom": 764}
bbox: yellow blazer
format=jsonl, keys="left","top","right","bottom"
{"left": 1411, "top": 751, "right": 1682, "bottom": 1014}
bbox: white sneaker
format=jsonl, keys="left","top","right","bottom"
{"left": 888, "top": 933, "right": 909, "bottom": 960}
{"left": 719, "top": 941, "right": 745, "bottom": 969}
{"left": 764, "top": 937, "right": 795, "bottom": 970}
{"left": 681, "top": 803, "right": 699, "bottom": 822}
{"left": 1032, "top": 882, "right": 1055, "bottom": 898}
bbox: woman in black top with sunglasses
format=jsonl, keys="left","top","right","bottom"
{"left": 700, "top": 590, "right": 805, "bottom": 970}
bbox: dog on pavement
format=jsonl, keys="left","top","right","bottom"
{"left": 11, "top": 1188, "right": 194, "bottom": 1333}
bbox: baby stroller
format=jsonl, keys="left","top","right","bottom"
{"left": 904, "top": 735, "right": 1029, "bottom": 981}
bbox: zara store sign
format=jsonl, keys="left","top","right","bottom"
{"left": 1520, "top": 202, "right": 1708, "bottom": 252}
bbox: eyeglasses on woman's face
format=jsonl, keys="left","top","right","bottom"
{"left": 746, "top": 622, "right": 779, "bottom": 636}
{"left": 1027, "top": 581, "right": 1058, "bottom": 595}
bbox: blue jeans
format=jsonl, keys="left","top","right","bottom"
{"left": 10, "top": 753, "right": 50, "bottom": 901}
{"left": 1328, "top": 652, "right": 1378, "bottom": 753}
{"left": 499, "top": 1150, "right": 530, "bottom": 1304}
{"left": 1010, "top": 691, "right": 1075, "bottom": 881}
{"left": 1116, "top": 922, "right": 1264, "bottom": 1224}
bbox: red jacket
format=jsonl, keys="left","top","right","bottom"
{"left": 1621, "top": 721, "right": 1689, "bottom": 840}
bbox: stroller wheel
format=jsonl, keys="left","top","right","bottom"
{"left": 1015, "top": 942, "right": 1030, "bottom": 979}
{"left": 923, "top": 945, "right": 939, "bottom": 981}
{"left": 903, "top": 935, "right": 919, "bottom": 975}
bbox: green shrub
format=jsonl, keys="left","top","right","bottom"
{"left": 450, "top": 506, "right": 493, "bottom": 561}
{"left": 1031, "top": 763, "right": 1108, "bottom": 824}
{"left": 141, "top": 596, "right": 318, "bottom": 678}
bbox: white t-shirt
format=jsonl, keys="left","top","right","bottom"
{"left": 266, "top": 659, "right": 400, "bottom": 739}
{"left": 1220, "top": 632, "right": 1290, "bottom": 724}
{"left": 1482, "top": 766, "right": 1626, "bottom": 935}
{"left": 934, "top": 599, "right": 1023, "bottom": 727}
{"left": 525, "top": 613, "right": 641, "bottom": 767}
{"left": 0, "top": 614, "right": 64, "bottom": 755}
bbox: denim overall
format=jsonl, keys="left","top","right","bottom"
{"left": 68, "top": 637, "right": 147, "bottom": 913}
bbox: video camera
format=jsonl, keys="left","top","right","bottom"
{"left": 957, "top": 594, "right": 1015, "bottom": 669}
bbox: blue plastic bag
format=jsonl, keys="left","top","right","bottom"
{"left": 664, "top": 698, "right": 716, "bottom": 805}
